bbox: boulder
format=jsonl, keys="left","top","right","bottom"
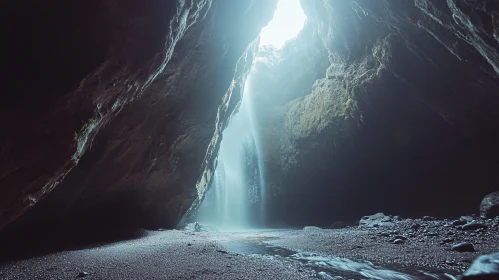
{"left": 462, "top": 252, "right": 499, "bottom": 279}
{"left": 480, "top": 192, "right": 499, "bottom": 218}
{"left": 463, "top": 222, "right": 488, "bottom": 231}
{"left": 359, "top": 213, "right": 394, "bottom": 227}
{"left": 452, "top": 242, "right": 475, "bottom": 252}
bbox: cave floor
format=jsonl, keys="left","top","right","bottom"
{"left": 1, "top": 220, "right": 498, "bottom": 280}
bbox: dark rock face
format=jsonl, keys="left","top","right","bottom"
{"left": 0, "top": 0, "right": 277, "bottom": 241}
{"left": 480, "top": 191, "right": 499, "bottom": 218}
{"left": 248, "top": 0, "right": 499, "bottom": 226}
{"left": 0, "top": 0, "right": 209, "bottom": 230}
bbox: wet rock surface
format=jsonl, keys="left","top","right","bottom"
{"left": 1, "top": 226, "right": 496, "bottom": 280}
{"left": 268, "top": 216, "right": 499, "bottom": 273}
{"left": 462, "top": 252, "right": 499, "bottom": 279}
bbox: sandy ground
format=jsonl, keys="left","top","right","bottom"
{"left": 0, "top": 230, "right": 314, "bottom": 280}
{"left": 1, "top": 217, "right": 498, "bottom": 280}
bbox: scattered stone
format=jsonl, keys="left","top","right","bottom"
{"left": 423, "top": 216, "right": 434, "bottom": 221}
{"left": 461, "top": 216, "right": 475, "bottom": 222}
{"left": 187, "top": 243, "right": 192, "bottom": 246}
{"left": 445, "top": 260, "right": 457, "bottom": 266}
{"left": 463, "top": 222, "right": 488, "bottom": 231}
{"left": 77, "top": 271, "right": 89, "bottom": 278}
{"left": 452, "top": 242, "right": 475, "bottom": 252}
{"left": 452, "top": 220, "right": 467, "bottom": 226}
{"left": 359, "top": 213, "right": 394, "bottom": 227}
{"left": 462, "top": 252, "right": 499, "bottom": 279}
{"left": 441, "top": 238, "right": 454, "bottom": 244}
{"left": 411, "top": 223, "right": 421, "bottom": 230}
{"left": 184, "top": 222, "right": 206, "bottom": 232}
{"left": 303, "top": 226, "right": 322, "bottom": 231}
{"left": 426, "top": 232, "right": 439, "bottom": 237}
{"left": 393, "top": 239, "right": 405, "bottom": 244}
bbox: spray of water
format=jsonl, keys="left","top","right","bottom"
{"left": 196, "top": 71, "right": 266, "bottom": 230}
{"left": 195, "top": 0, "right": 306, "bottom": 230}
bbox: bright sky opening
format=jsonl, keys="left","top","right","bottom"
{"left": 259, "top": 0, "right": 307, "bottom": 49}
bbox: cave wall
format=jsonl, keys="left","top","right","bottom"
{"left": 253, "top": 0, "right": 499, "bottom": 226}
{"left": 0, "top": 0, "right": 277, "bottom": 239}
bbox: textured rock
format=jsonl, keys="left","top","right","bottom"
{"left": 0, "top": 0, "right": 212, "bottom": 230}
{"left": 462, "top": 252, "right": 499, "bottom": 279}
{"left": 0, "top": 0, "right": 277, "bottom": 246}
{"left": 359, "top": 213, "right": 395, "bottom": 227}
{"left": 248, "top": 0, "right": 499, "bottom": 226}
{"left": 480, "top": 191, "right": 499, "bottom": 218}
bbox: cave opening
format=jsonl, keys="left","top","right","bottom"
{"left": 194, "top": 0, "right": 307, "bottom": 231}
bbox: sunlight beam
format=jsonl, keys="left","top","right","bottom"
{"left": 259, "top": 0, "right": 307, "bottom": 49}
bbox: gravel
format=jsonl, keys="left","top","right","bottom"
{"left": 0, "top": 230, "right": 314, "bottom": 280}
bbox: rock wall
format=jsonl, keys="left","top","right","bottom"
{"left": 0, "top": 0, "right": 276, "bottom": 240}
{"left": 254, "top": 0, "right": 499, "bottom": 226}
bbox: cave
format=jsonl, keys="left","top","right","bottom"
{"left": 1, "top": 0, "right": 499, "bottom": 279}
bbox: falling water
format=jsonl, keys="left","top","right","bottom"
{"left": 196, "top": 72, "right": 267, "bottom": 230}
{"left": 195, "top": 0, "right": 306, "bottom": 230}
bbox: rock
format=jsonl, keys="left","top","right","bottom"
{"left": 423, "top": 216, "right": 434, "bottom": 221}
{"left": 463, "top": 222, "right": 488, "bottom": 231}
{"left": 461, "top": 216, "right": 475, "bottom": 222}
{"left": 426, "top": 232, "right": 439, "bottom": 237}
{"left": 379, "top": 232, "right": 391, "bottom": 237}
{"left": 452, "top": 242, "right": 475, "bottom": 252}
{"left": 77, "top": 271, "right": 89, "bottom": 278}
{"left": 462, "top": 252, "right": 499, "bottom": 279}
{"left": 303, "top": 226, "right": 322, "bottom": 231}
{"left": 442, "top": 238, "right": 454, "bottom": 244}
{"left": 359, "top": 213, "right": 394, "bottom": 227}
{"left": 393, "top": 239, "right": 405, "bottom": 244}
{"left": 184, "top": 222, "right": 200, "bottom": 232}
{"left": 394, "top": 235, "right": 407, "bottom": 240}
{"left": 453, "top": 220, "right": 467, "bottom": 226}
{"left": 411, "top": 223, "right": 421, "bottom": 230}
{"left": 480, "top": 191, "right": 499, "bottom": 219}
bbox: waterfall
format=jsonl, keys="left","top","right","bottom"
{"left": 195, "top": 0, "right": 306, "bottom": 230}
{"left": 196, "top": 72, "right": 266, "bottom": 230}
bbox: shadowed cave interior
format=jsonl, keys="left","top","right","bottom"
{"left": 1, "top": 0, "right": 499, "bottom": 279}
